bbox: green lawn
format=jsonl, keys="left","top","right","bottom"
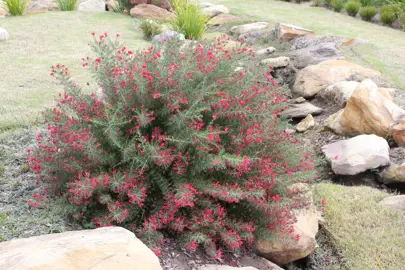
{"left": 210, "top": 0, "right": 405, "bottom": 89}
{"left": 0, "top": 12, "right": 149, "bottom": 130}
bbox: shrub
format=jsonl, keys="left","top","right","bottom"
{"left": 56, "top": 0, "right": 77, "bottom": 11}
{"left": 331, "top": 0, "right": 345, "bottom": 11}
{"left": 380, "top": 9, "right": 397, "bottom": 25}
{"left": 139, "top": 19, "right": 163, "bottom": 40}
{"left": 324, "top": 0, "right": 332, "bottom": 5}
{"left": 27, "top": 34, "right": 315, "bottom": 256}
{"left": 360, "top": 6, "right": 377, "bottom": 20}
{"left": 359, "top": 0, "right": 371, "bottom": 6}
{"left": 380, "top": 4, "right": 398, "bottom": 14}
{"left": 345, "top": 1, "right": 360, "bottom": 16}
{"left": 169, "top": 0, "right": 208, "bottom": 40}
{"left": 312, "top": 0, "right": 325, "bottom": 6}
{"left": 110, "top": 0, "right": 132, "bottom": 13}
{"left": 1, "top": 0, "right": 27, "bottom": 16}
{"left": 400, "top": 12, "right": 405, "bottom": 28}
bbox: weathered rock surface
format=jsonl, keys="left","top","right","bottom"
{"left": 292, "top": 35, "right": 345, "bottom": 50}
{"left": 78, "top": 0, "right": 105, "bottom": 11}
{"left": 317, "top": 81, "right": 359, "bottom": 108}
{"left": 0, "top": 227, "right": 162, "bottom": 270}
{"left": 261, "top": 56, "right": 290, "bottom": 68}
{"left": 207, "top": 14, "right": 245, "bottom": 26}
{"left": 255, "top": 191, "right": 319, "bottom": 265}
{"left": 130, "top": 4, "right": 174, "bottom": 20}
{"left": 296, "top": 114, "right": 315, "bottom": 132}
{"left": 199, "top": 266, "right": 258, "bottom": 270}
{"left": 288, "top": 42, "right": 344, "bottom": 69}
{"left": 392, "top": 116, "right": 405, "bottom": 147}
{"left": 293, "top": 97, "right": 306, "bottom": 104}
{"left": 202, "top": 4, "right": 229, "bottom": 17}
{"left": 380, "top": 163, "right": 405, "bottom": 184}
{"left": 379, "top": 195, "right": 405, "bottom": 212}
{"left": 152, "top": 30, "right": 185, "bottom": 42}
{"left": 237, "top": 26, "right": 274, "bottom": 44}
{"left": 292, "top": 60, "right": 382, "bottom": 98}
{"left": 256, "top": 47, "right": 276, "bottom": 56}
{"left": 279, "top": 102, "right": 322, "bottom": 119}
{"left": 230, "top": 22, "right": 269, "bottom": 36}
{"left": 275, "top": 23, "right": 315, "bottom": 42}
{"left": 325, "top": 80, "right": 405, "bottom": 137}
{"left": 0, "top": 27, "right": 8, "bottom": 41}
{"left": 0, "top": 7, "right": 8, "bottom": 16}
{"left": 322, "top": 134, "right": 390, "bottom": 175}
{"left": 26, "top": 0, "right": 58, "bottom": 13}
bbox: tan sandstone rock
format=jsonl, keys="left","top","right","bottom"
{"left": 380, "top": 163, "right": 405, "bottom": 184}
{"left": 255, "top": 207, "right": 319, "bottom": 265}
{"left": 261, "top": 56, "right": 290, "bottom": 68}
{"left": 292, "top": 60, "right": 382, "bottom": 98}
{"left": 130, "top": 4, "right": 174, "bottom": 20}
{"left": 275, "top": 23, "right": 315, "bottom": 42}
{"left": 208, "top": 14, "right": 246, "bottom": 26}
{"left": 230, "top": 22, "right": 269, "bottom": 36}
{"left": 0, "top": 227, "right": 162, "bottom": 270}
{"left": 325, "top": 79, "right": 405, "bottom": 137}
{"left": 202, "top": 4, "right": 229, "bottom": 18}
{"left": 392, "top": 117, "right": 405, "bottom": 146}
{"left": 296, "top": 114, "right": 315, "bottom": 132}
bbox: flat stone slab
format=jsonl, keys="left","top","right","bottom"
{"left": 279, "top": 102, "right": 322, "bottom": 118}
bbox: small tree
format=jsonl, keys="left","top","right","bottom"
{"left": 28, "top": 33, "right": 315, "bottom": 256}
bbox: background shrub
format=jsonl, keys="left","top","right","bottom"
{"left": 312, "top": 0, "right": 325, "bottom": 6}
{"left": 400, "top": 11, "right": 405, "bottom": 28}
{"left": 56, "top": 0, "right": 77, "bottom": 11}
{"left": 324, "top": 0, "right": 332, "bottom": 5}
{"left": 28, "top": 34, "right": 314, "bottom": 256}
{"left": 110, "top": 0, "right": 132, "bottom": 13}
{"left": 380, "top": 6, "right": 397, "bottom": 24}
{"left": 139, "top": 19, "right": 163, "bottom": 40}
{"left": 360, "top": 6, "right": 377, "bottom": 20}
{"left": 331, "top": 0, "right": 345, "bottom": 11}
{"left": 1, "top": 0, "right": 27, "bottom": 16}
{"left": 345, "top": 1, "right": 361, "bottom": 16}
{"left": 169, "top": 0, "right": 208, "bottom": 40}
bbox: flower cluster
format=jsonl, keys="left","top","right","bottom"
{"left": 28, "top": 33, "right": 315, "bottom": 257}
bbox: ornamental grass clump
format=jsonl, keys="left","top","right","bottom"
{"left": 56, "top": 0, "right": 77, "bottom": 11}
{"left": 345, "top": 1, "right": 360, "bottom": 16}
{"left": 1, "top": 0, "right": 28, "bottom": 16}
{"left": 331, "top": 0, "right": 345, "bottom": 12}
{"left": 139, "top": 19, "right": 163, "bottom": 40}
{"left": 360, "top": 6, "right": 377, "bottom": 20}
{"left": 27, "top": 33, "right": 315, "bottom": 257}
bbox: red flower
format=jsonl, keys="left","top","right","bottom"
{"left": 152, "top": 93, "right": 161, "bottom": 99}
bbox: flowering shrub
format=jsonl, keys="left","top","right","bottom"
{"left": 28, "top": 33, "right": 315, "bottom": 257}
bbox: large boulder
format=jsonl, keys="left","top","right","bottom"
{"left": 325, "top": 80, "right": 405, "bottom": 137}
{"left": 202, "top": 4, "right": 229, "bottom": 18}
{"left": 261, "top": 57, "right": 290, "bottom": 68}
{"left": 275, "top": 23, "right": 315, "bottom": 42}
{"left": 255, "top": 184, "right": 319, "bottom": 265}
{"left": 230, "top": 22, "right": 269, "bottom": 36}
{"left": 26, "top": 0, "right": 58, "bottom": 13}
{"left": 317, "top": 81, "right": 360, "bottom": 108}
{"left": 130, "top": 4, "right": 174, "bottom": 20}
{"left": 379, "top": 195, "right": 405, "bottom": 212}
{"left": 0, "top": 27, "right": 8, "bottom": 41}
{"left": 238, "top": 27, "right": 274, "bottom": 44}
{"left": 207, "top": 14, "right": 246, "bottom": 26}
{"left": 279, "top": 102, "right": 322, "bottom": 119}
{"left": 78, "top": 0, "right": 105, "bottom": 11}
{"left": 0, "top": 227, "right": 162, "bottom": 270}
{"left": 322, "top": 134, "right": 390, "bottom": 175}
{"left": 292, "top": 60, "right": 382, "bottom": 98}
{"left": 199, "top": 266, "right": 257, "bottom": 270}
{"left": 379, "top": 163, "right": 405, "bottom": 185}
{"left": 288, "top": 42, "right": 344, "bottom": 69}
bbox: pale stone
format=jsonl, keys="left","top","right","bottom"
{"left": 326, "top": 79, "right": 405, "bottom": 137}
{"left": 0, "top": 7, "right": 7, "bottom": 16}
{"left": 0, "top": 27, "right": 8, "bottom": 41}
{"left": 230, "top": 22, "right": 269, "bottom": 36}
{"left": 292, "top": 60, "right": 382, "bottom": 98}
{"left": 288, "top": 42, "right": 344, "bottom": 69}
{"left": 294, "top": 97, "right": 306, "bottom": 104}
{"left": 279, "top": 102, "right": 322, "bottom": 119}
{"left": 317, "top": 81, "right": 360, "bottom": 108}
{"left": 379, "top": 195, "right": 405, "bottom": 212}
{"left": 0, "top": 227, "right": 162, "bottom": 270}
{"left": 130, "top": 4, "right": 174, "bottom": 20}
{"left": 78, "top": 0, "right": 105, "bottom": 11}
{"left": 152, "top": 31, "right": 185, "bottom": 42}
{"left": 256, "top": 47, "right": 276, "bottom": 56}
{"left": 261, "top": 57, "right": 290, "bottom": 68}
{"left": 324, "top": 109, "right": 344, "bottom": 134}
{"left": 26, "top": 0, "right": 59, "bottom": 13}
{"left": 255, "top": 202, "right": 319, "bottom": 265}
{"left": 322, "top": 134, "right": 390, "bottom": 175}
{"left": 207, "top": 14, "right": 245, "bottom": 26}
{"left": 237, "top": 27, "right": 274, "bottom": 44}
{"left": 296, "top": 114, "right": 315, "bottom": 132}
{"left": 275, "top": 23, "right": 315, "bottom": 42}
{"left": 202, "top": 5, "right": 229, "bottom": 18}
